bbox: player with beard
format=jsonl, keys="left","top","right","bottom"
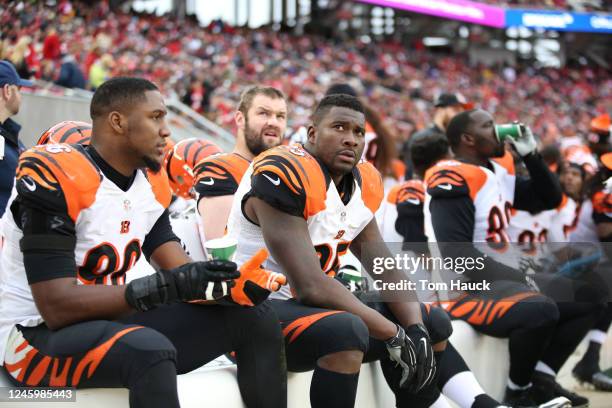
{"left": 194, "top": 86, "right": 287, "bottom": 241}
{"left": 228, "top": 94, "right": 453, "bottom": 408}
{"left": 0, "top": 78, "right": 287, "bottom": 408}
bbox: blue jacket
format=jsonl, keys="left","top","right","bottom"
{"left": 0, "top": 118, "right": 24, "bottom": 217}
{"left": 56, "top": 61, "right": 86, "bottom": 89}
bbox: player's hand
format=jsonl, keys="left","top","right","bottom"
{"left": 405, "top": 324, "right": 436, "bottom": 393}
{"left": 508, "top": 124, "right": 537, "bottom": 157}
{"left": 519, "top": 256, "right": 544, "bottom": 275}
{"left": 524, "top": 274, "right": 540, "bottom": 292}
{"left": 125, "top": 261, "right": 240, "bottom": 311}
{"left": 385, "top": 324, "right": 416, "bottom": 388}
{"left": 221, "top": 248, "right": 287, "bottom": 307}
{"left": 385, "top": 323, "right": 436, "bottom": 392}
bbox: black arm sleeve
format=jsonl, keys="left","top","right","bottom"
{"left": 396, "top": 202, "right": 426, "bottom": 243}
{"left": 430, "top": 196, "right": 527, "bottom": 283}
{"left": 142, "top": 209, "right": 181, "bottom": 261}
{"left": 16, "top": 202, "right": 78, "bottom": 284}
{"left": 194, "top": 176, "right": 238, "bottom": 199}
{"left": 23, "top": 251, "right": 78, "bottom": 285}
{"left": 513, "top": 152, "right": 563, "bottom": 213}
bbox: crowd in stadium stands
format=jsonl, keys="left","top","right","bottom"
{"left": 0, "top": 1, "right": 610, "bottom": 150}
{"left": 477, "top": 0, "right": 607, "bottom": 11}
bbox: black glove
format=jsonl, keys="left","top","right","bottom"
{"left": 125, "top": 260, "right": 240, "bottom": 311}
{"left": 385, "top": 323, "right": 436, "bottom": 392}
{"left": 385, "top": 324, "right": 416, "bottom": 389}
{"left": 405, "top": 323, "right": 436, "bottom": 393}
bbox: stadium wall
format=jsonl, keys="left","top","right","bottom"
{"left": 14, "top": 93, "right": 91, "bottom": 148}
{"left": 14, "top": 92, "right": 235, "bottom": 152}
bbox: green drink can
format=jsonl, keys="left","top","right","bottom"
{"left": 495, "top": 123, "right": 524, "bottom": 143}
{"left": 204, "top": 236, "right": 237, "bottom": 262}
{"left": 337, "top": 265, "right": 366, "bottom": 293}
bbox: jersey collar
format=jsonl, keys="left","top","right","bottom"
{"left": 86, "top": 146, "right": 137, "bottom": 192}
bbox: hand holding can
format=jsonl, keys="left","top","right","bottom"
{"left": 494, "top": 122, "right": 524, "bottom": 143}
{"left": 495, "top": 122, "right": 536, "bottom": 157}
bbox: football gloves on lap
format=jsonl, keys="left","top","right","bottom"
{"left": 385, "top": 323, "right": 436, "bottom": 392}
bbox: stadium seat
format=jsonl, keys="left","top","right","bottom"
{"left": 1, "top": 321, "right": 609, "bottom": 406}
{"left": 0, "top": 321, "right": 503, "bottom": 407}
{"left": 449, "top": 320, "right": 510, "bottom": 400}
{"left": 0, "top": 359, "right": 395, "bottom": 408}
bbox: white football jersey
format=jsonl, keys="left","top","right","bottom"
{"left": 549, "top": 195, "right": 578, "bottom": 243}
{"left": 227, "top": 144, "right": 383, "bottom": 300}
{"left": 569, "top": 186, "right": 612, "bottom": 260}
{"left": 506, "top": 197, "right": 576, "bottom": 260}
{"left": 377, "top": 179, "right": 426, "bottom": 242}
{"left": 506, "top": 206, "right": 554, "bottom": 262}
{"left": 169, "top": 200, "right": 207, "bottom": 262}
{"left": 507, "top": 209, "right": 554, "bottom": 245}
{"left": 424, "top": 151, "right": 516, "bottom": 243}
{"left": 127, "top": 199, "right": 207, "bottom": 282}
{"left": 424, "top": 151, "right": 521, "bottom": 268}
{"left": 570, "top": 200, "right": 598, "bottom": 244}
{"left": 0, "top": 144, "right": 171, "bottom": 362}
{"left": 376, "top": 180, "right": 404, "bottom": 243}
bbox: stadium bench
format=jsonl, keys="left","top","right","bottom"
{"left": 0, "top": 320, "right": 509, "bottom": 407}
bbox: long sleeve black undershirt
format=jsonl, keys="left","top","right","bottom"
{"left": 513, "top": 152, "right": 563, "bottom": 213}
{"left": 429, "top": 197, "right": 527, "bottom": 283}
{"left": 429, "top": 153, "right": 560, "bottom": 283}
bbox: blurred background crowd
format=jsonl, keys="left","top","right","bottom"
{"left": 0, "top": 1, "right": 610, "bottom": 157}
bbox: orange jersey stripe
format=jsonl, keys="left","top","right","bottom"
{"left": 282, "top": 311, "right": 344, "bottom": 343}
{"left": 426, "top": 161, "right": 487, "bottom": 201}
{"left": 388, "top": 179, "right": 425, "bottom": 205}
{"left": 17, "top": 145, "right": 101, "bottom": 222}
{"left": 194, "top": 153, "right": 250, "bottom": 186}
{"left": 72, "top": 326, "right": 144, "bottom": 386}
{"left": 253, "top": 145, "right": 327, "bottom": 218}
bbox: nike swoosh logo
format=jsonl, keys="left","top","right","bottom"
{"left": 21, "top": 177, "right": 36, "bottom": 192}
{"left": 420, "top": 337, "right": 427, "bottom": 356}
{"left": 406, "top": 198, "right": 421, "bottom": 205}
{"left": 438, "top": 183, "right": 452, "bottom": 190}
{"left": 263, "top": 173, "right": 280, "bottom": 186}
{"left": 50, "top": 216, "right": 64, "bottom": 230}
{"left": 200, "top": 178, "right": 214, "bottom": 186}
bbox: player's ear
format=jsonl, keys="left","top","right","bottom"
{"left": 307, "top": 125, "right": 316, "bottom": 144}
{"left": 108, "top": 111, "right": 126, "bottom": 134}
{"left": 235, "top": 110, "right": 245, "bottom": 132}
{"left": 461, "top": 132, "right": 475, "bottom": 147}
